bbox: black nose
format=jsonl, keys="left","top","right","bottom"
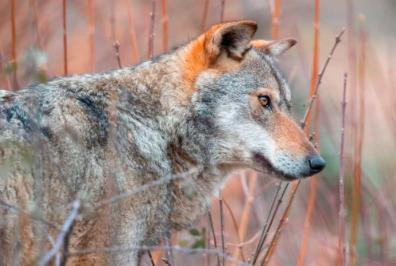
{"left": 309, "top": 156, "right": 326, "bottom": 174}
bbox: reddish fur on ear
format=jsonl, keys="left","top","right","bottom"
{"left": 251, "top": 38, "right": 297, "bottom": 56}
{"left": 181, "top": 20, "right": 258, "bottom": 87}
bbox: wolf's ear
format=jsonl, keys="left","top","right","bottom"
{"left": 205, "top": 20, "right": 258, "bottom": 61}
{"left": 251, "top": 38, "right": 297, "bottom": 57}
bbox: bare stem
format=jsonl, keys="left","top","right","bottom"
{"left": 161, "top": 0, "right": 168, "bottom": 53}
{"left": 223, "top": 197, "right": 245, "bottom": 262}
{"left": 231, "top": 173, "right": 260, "bottom": 263}
{"left": 63, "top": 0, "right": 68, "bottom": 75}
{"left": 300, "top": 28, "right": 345, "bottom": 130}
{"left": 258, "top": 182, "right": 300, "bottom": 265}
{"left": 38, "top": 200, "right": 81, "bottom": 266}
{"left": 0, "top": 41, "right": 12, "bottom": 91}
{"left": 124, "top": 0, "right": 139, "bottom": 64}
{"left": 219, "top": 191, "right": 226, "bottom": 266}
{"left": 298, "top": 2, "right": 321, "bottom": 258}
{"left": 351, "top": 21, "right": 366, "bottom": 265}
{"left": 148, "top": 0, "right": 156, "bottom": 59}
{"left": 148, "top": 250, "right": 156, "bottom": 266}
{"left": 29, "top": 0, "right": 44, "bottom": 50}
{"left": 271, "top": 0, "right": 280, "bottom": 39}
{"left": 220, "top": 0, "right": 225, "bottom": 23}
{"left": 91, "top": 168, "right": 196, "bottom": 212}
{"left": 69, "top": 245, "right": 251, "bottom": 266}
{"left": 113, "top": 41, "right": 122, "bottom": 69}
{"left": 11, "top": 0, "right": 19, "bottom": 90}
{"left": 200, "top": 0, "right": 210, "bottom": 33}
{"left": 88, "top": 0, "right": 96, "bottom": 72}
{"left": 0, "top": 196, "right": 60, "bottom": 231}
{"left": 208, "top": 211, "right": 221, "bottom": 266}
{"left": 164, "top": 236, "right": 175, "bottom": 266}
{"left": 303, "top": 0, "right": 320, "bottom": 136}
{"left": 162, "top": 258, "right": 173, "bottom": 266}
{"left": 251, "top": 182, "right": 283, "bottom": 264}
{"left": 205, "top": 214, "right": 211, "bottom": 266}
{"left": 256, "top": 183, "right": 289, "bottom": 263}
{"left": 338, "top": 73, "right": 348, "bottom": 265}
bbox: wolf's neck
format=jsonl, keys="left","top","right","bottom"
{"left": 113, "top": 54, "right": 237, "bottom": 180}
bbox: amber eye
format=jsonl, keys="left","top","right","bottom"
{"left": 258, "top": 96, "right": 272, "bottom": 111}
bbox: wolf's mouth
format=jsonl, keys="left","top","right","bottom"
{"left": 251, "top": 152, "right": 298, "bottom": 181}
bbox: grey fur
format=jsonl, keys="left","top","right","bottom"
{"left": 0, "top": 20, "right": 323, "bottom": 265}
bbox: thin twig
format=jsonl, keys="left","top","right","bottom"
{"left": 109, "top": 0, "right": 116, "bottom": 42}
{"left": 271, "top": 0, "right": 280, "bottom": 39}
{"left": 251, "top": 182, "right": 283, "bottom": 265}
{"left": 123, "top": 0, "right": 139, "bottom": 64}
{"left": 88, "top": 0, "right": 96, "bottom": 72}
{"left": 69, "top": 245, "right": 251, "bottom": 266}
{"left": 148, "top": 250, "right": 156, "bottom": 266}
{"left": 10, "top": 0, "right": 16, "bottom": 61}
{"left": 148, "top": 0, "right": 156, "bottom": 59}
{"left": 297, "top": 176, "right": 318, "bottom": 266}
{"left": 0, "top": 197, "right": 60, "bottom": 231}
{"left": 62, "top": 0, "right": 68, "bottom": 75}
{"left": 29, "top": 0, "right": 44, "bottom": 50}
{"left": 219, "top": 191, "right": 225, "bottom": 266}
{"left": 345, "top": 0, "right": 357, "bottom": 145}
{"left": 208, "top": 211, "right": 221, "bottom": 266}
{"left": 60, "top": 216, "right": 76, "bottom": 266}
{"left": 297, "top": 1, "right": 321, "bottom": 258}
{"left": 226, "top": 231, "right": 267, "bottom": 249}
{"left": 258, "top": 182, "right": 300, "bottom": 265}
{"left": 161, "top": 0, "right": 168, "bottom": 53}
{"left": 162, "top": 258, "right": 173, "bottom": 266}
{"left": 91, "top": 169, "right": 196, "bottom": 212}
{"left": 48, "top": 235, "right": 61, "bottom": 266}
{"left": 223, "top": 197, "right": 245, "bottom": 262}
{"left": 205, "top": 214, "right": 211, "bottom": 266}
{"left": 11, "top": 0, "right": 18, "bottom": 90}
{"left": 232, "top": 172, "right": 259, "bottom": 263}
{"left": 255, "top": 183, "right": 289, "bottom": 264}
{"left": 303, "top": 0, "right": 320, "bottom": 136}
{"left": 220, "top": 0, "right": 225, "bottom": 23}
{"left": 38, "top": 200, "right": 81, "bottom": 266}
{"left": 0, "top": 41, "right": 12, "bottom": 91}
{"left": 113, "top": 42, "right": 122, "bottom": 69}
{"left": 253, "top": 179, "right": 275, "bottom": 198}
{"left": 164, "top": 236, "right": 175, "bottom": 266}
{"left": 338, "top": 73, "right": 348, "bottom": 266}
{"left": 200, "top": 0, "right": 210, "bottom": 33}
{"left": 300, "top": 28, "right": 345, "bottom": 130}
{"left": 351, "top": 19, "right": 366, "bottom": 265}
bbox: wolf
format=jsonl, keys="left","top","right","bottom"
{"left": 0, "top": 20, "right": 325, "bottom": 265}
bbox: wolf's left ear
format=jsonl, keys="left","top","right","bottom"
{"left": 251, "top": 38, "right": 297, "bottom": 57}
{"left": 205, "top": 20, "right": 258, "bottom": 61}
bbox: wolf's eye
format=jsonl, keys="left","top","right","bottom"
{"left": 258, "top": 96, "right": 272, "bottom": 111}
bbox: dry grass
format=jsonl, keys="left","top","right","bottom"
{"left": 297, "top": 0, "right": 320, "bottom": 264}
{"left": 0, "top": 0, "right": 395, "bottom": 265}
{"left": 124, "top": 0, "right": 139, "bottom": 64}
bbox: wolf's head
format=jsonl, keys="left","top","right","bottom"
{"left": 180, "top": 20, "right": 325, "bottom": 181}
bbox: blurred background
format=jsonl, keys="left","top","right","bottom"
{"left": 1, "top": 0, "right": 395, "bottom": 265}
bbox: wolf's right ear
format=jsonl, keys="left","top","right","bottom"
{"left": 204, "top": 20, "right": 258, "bottom": 61}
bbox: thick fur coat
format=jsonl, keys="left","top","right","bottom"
{"left": 0, "top": 20, "right": 324, "bottom": 265}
